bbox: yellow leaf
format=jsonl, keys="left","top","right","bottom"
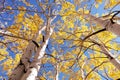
{"left": 60, "top": 66, "right": 68, "bottom": 73}
{"left": 18, "top": 6, "right": 26, "bottom": 10}
{"left": 6, "top": 6, "right": 12, "bottom": 10}
{"left": 96, "top": 31, "right": 116, "bottom": 42}
{"left": 81, "top": 25, "right": 88, "bottom": 31}
{"left": 23, "top": 0, "right": 32, "bottom": 6}
{"left": 84, "top": 10, "right": 89, "bottom": 14}
{"left": 39, "top": 76, "right": 46, "bottom": 80}
{"left": 60, "top": 1, "right": 75, "bottom": 15}
{"left": 3, "top": 58, "right": 13, "bottom": 70}
{"left": 108, "top": 68, "right": 120, "bottom": 79}
{"left": 95, "top": 4, "right": 99, "bottom": 8}
{"left": 14, "top": 54, "right": 21, "bottom": 64}
{"left": 110, "top": 1, "right": 117, "bottom": 6}
{"left": 75, "top": 33, "right": 82, "bottom": 38}
{"left": 96, "top": 0, "right": 102, "bottom": 3}
{"left": 105, "top": 0, "right": 118, "bottom": 8}
{"left": 15, "top": 12, "right": 25, "bottom": 23}
{"left": 0, "top": 48, "right": 8, "bottom": 61}
{"left": 49, "top": 58, "right": 56, "bottom": 64}
{"left": 62, "top": 2, "right": 75, "bottom": 10}
{"left": 64, "top": 60, "right": 74, "bottom": 67}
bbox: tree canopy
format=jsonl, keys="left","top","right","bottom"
{"left": 0, "top": 0, "right": 120, "bottom": 80}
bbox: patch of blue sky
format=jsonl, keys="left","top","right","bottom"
{"left": 72, "top": 63, "right": 80, "bottom": 72}
{"left": 113, "top": 37, "right": 120, "bottom": 42}
{"left": 74, "top": 19, "right": 81, "bottom": 27}
{"left": 60, "top": 40, "right": 76, "bottom": 54}
{"left": 49, "top": 39, "right": 76, "bottom": 55}
{"left": 38, "top": 62, "right": 55, "bottom": 77}
{"left": 59, "top": 72, "right": 70, "bottom": 80}
{"left": 66, "top": 0, "right": 74, "bottom": 3}
{"left": 0, "top": 36, "right": 4, "bottom": 41}
{"left": 45, "top": 39, "right": 54, "bottom": 54}
{"left": 28, "top": 1, "right": 44, "bottom": 13}
{"left": 87, "top": 1, "right": 106, "bottom": 16}
{"left": 0, "top": 59, "right": 6, "bottom": 65}
{"left": 97, "top": 70, "right": 113, "bottom": 80}
{"left": 6, "top": 47, "right": 15, "bottom": 58}
{"left": 0, "top": 12, "right": 15, "bottom": 26}
{"left": 0, "top": 66, "right": 8, "bottom": 79}
{"left": 84, "top": 49, "right": 94, "bottom": 58}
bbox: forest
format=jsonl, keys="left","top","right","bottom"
{"left": 0, "top": 0, "right": 120, "bottom": 80}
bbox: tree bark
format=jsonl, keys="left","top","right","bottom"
{"left": 21, "top": 27, "right": 53, "bottom": 80}
{"left": 91, "top": 39, "right": 120, "bottom": 70}
{"left": 99, "top": 44, "right": 120, "bottom": 70}
{"left": 9, "top": 26, "right": 46, "bottom": 80}
{"left": 55, "top": 64, "right": 59, "bottom": 80}
{"left": 84, "top": 14, "right": 120, "bottom": 70}
{"left": 85, "top": 14, "right": 120, "bottom": 36}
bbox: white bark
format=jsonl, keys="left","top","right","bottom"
{"left": 21, "top": 27, "right": 53, "bottom": 80}
{"left": 85, "top": 14, "right": 120, "bottom": 36}
{"left": 55, "top": 64, "right": 59, "bottom": 80}
{"left": 9, "top": 26, "right": 46, "bottom": 80}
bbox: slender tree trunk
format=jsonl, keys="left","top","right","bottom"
{"left": 21, "top": 26, "right": 53, "bottom": 80}
{"left": 91, "top": 39, "right": 120, "bottom": 70}
{"left": 55, "top": 64, "right": 59, "bottom": 80}
{"left": 99, "top": 44, "right": 120, "bottom": 70}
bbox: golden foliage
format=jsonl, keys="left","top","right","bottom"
{"left": 6, "top": 6, "right": 12, "bottom": 10}
{"left": 0, "top": 48, "right": 8, "bottom": 61}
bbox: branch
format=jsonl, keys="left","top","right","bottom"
{"left": 84, "top": 13, "right": 120, "bottom": 36}
{"left": 83, "top": 28, "right": 106, "bottom": 41}
{"left": 32, "top": 40, "right": 39, "bottom": 47}
{"left": 0, "top": 31, "right": 29, "bottom": 41}
{"left": 91, "top": 40, "right": 120, "bottom": 70}
{"left": 85, "top": 61, "right": 108, "bottom": 80}
{"left": 110, "top": 11, "right": 120, "bottom": 24}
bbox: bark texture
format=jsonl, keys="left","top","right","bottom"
{"left": 85, "top": 14, "right": 120, "bottom": 36}
{"left": 21, "top": 27, "right": 53, "bottom": 80}
{"left": 9, "top": 26, "right": 46, "bottom": 80}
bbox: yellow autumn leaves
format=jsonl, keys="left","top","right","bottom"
{"left": 0, "top": 48, "right": 21, "bottom": 75}
{"left": 95, "top": 0, "right": 120, "bottom": 9}
{"left": 0, "top": 48, "right": 8, "bottom": 61}
{"left": 6, "top": 6, "right": 12, "bottom": 10}
{"left": 15, "top": 12, "right": 43, "bottom": 31}
{"left": 57, "top": 1, "right": 120, "bottom": 80}
{"left": 6, "top": 11, "right": 44, "bottom": 51}
{"left": 8, "top": 12, "right": 43, "bottom": 38}
{"left": 3, "top": 54, "right": 21, "bottom": 71}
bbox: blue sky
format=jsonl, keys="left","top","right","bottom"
{"left": 0, "top": 0, "right": 120, "bottom": 80}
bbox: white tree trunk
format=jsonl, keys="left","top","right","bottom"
{"left": 9, "top": 26, "right": 46, "bottom": 80}
{"left": 21, "top": 27, "right": 53, "bottom": 80}
{"left": 55, "top": 64, "right": 59, "bottom": 80}
{"left": 85, "top": 14, "right": 120, "bottom": 36}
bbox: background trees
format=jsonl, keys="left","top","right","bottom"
{"left": 0, "top": 0, "right": 120, "bottom": 80}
